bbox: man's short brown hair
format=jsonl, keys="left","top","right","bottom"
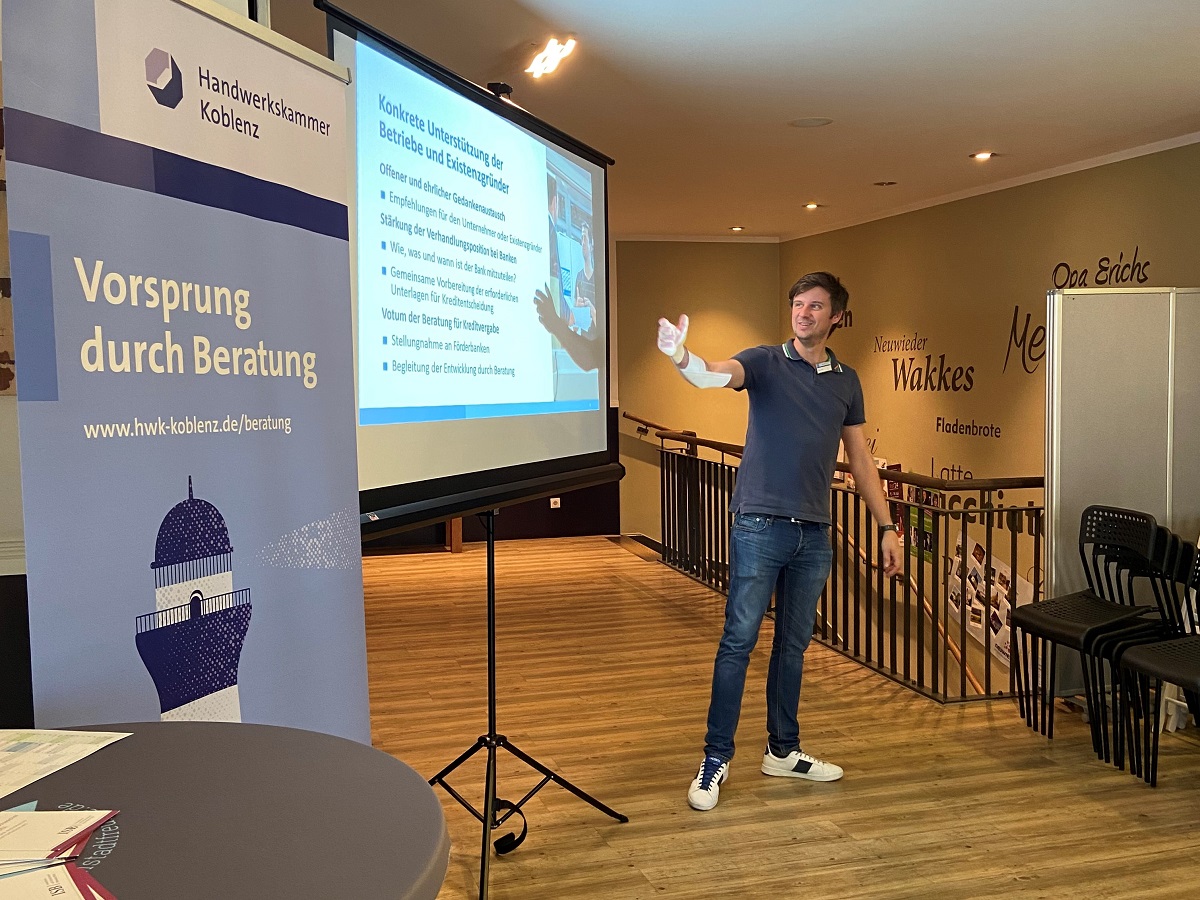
{"left": 788, "top": 271, "right": 849, "bottom": 317}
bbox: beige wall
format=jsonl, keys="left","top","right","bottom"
{"left": 616, "top": 141, "right": 1200, "bottom": 540}
{"left": 779, "top": 141, "right": 1200, "bottom": 485}
{"left": 615, "top": 241, "right": 780, "bottom": 538}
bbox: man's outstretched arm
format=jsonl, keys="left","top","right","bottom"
{"left": 656, "top": 314, "right": 744, "bottom": 389}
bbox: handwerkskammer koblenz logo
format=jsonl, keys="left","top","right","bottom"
{"left": 145, "top": 48, "right": 184, "bottom": 109}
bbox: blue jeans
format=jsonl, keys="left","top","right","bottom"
{"left": 704, "top": 514, "right": 833, "bottom": 761}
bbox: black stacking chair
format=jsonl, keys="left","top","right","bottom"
{"left": 1089, "top": 530, "right": 1190, "bottom": 767}
{"left": 1118, "top": 543, "right": 1200, "bottom": 786}
{"left": 1011, "top": 505, "right": 1160, "bottom": 740}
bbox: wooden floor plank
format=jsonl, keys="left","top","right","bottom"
{"left": 364, "top": 537, "right": 1200, "bottom": 899}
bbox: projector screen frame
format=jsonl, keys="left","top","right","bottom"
{"left": 318, "top": 1, "right": 622, "bottom": 535}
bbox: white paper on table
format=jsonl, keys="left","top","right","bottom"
{"left": 0, "top": 859, "right": 64, "bottom": 875}
{"left": 0, "top": 862, "right": 91, "bottom": 899}
{"left": 0, "top": 811, "right": 118, "bottom": 860}
{"left": 0, "top": 731, "right": 129, "bottom": 799}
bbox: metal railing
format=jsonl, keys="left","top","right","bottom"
{"left": 624, "top": 411, "right": 1044, "bottom": 702}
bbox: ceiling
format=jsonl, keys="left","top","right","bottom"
{"left": 274, "top": 0, "right": 1200, "bottom": 241}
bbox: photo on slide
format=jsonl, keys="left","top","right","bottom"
{"left": 540, "top": 147, "right": 601, "bottom": 387}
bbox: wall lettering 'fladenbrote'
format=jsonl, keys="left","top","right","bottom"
{"left": 936, "top": 416, "right": 1001, "bottom": 438}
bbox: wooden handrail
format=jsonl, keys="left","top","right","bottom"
{"left": 844, "top": 464, "right": 1043, "bottom": 492}
{"left": 654, "top": 430, "right": 744, "bottom": 459}
{"left": 622, "top": 411, "right": 671, "bottom": 432}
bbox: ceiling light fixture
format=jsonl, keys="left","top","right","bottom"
{"left": 805, "top": 203, "right": 820, "bottom": 210}
{"left": 787, "top": 117, "right": 833, "bottom": 128}
{"left": 526, "top": 38, "right": 576, "bottom": 78}
{"left": 873, "top": 181, "right": 897, "bottom": 187}
{"left": 970, "top": 151, "right": 996, "bottom": 160}
{"left": 729, "top": 226, "right": 744, "bottom": 232}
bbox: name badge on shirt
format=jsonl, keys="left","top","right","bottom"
{"left": 782, "top": 341, "right": 841, "bottom": 373}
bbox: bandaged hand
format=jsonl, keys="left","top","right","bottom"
{"left": 657, "top": 314, "right": 689, "bottom": 364}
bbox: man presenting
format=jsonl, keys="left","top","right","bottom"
{"left": 657, "top": 271, "right": 902, "bottom": 811}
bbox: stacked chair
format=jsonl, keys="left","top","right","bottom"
{"left": 1012, "top": 503, "right": 1200, "bottom": 786}
{"left": 1089, "top": 533, "right": 1193, "bottom": 770}
{"left": 1118, "top": 548, "right": 1200, "bottom": 785}
{"left": 1011, "top": 506, "right": 1162, "bottom": 742}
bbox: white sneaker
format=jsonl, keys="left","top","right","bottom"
{"left": 761, "top": 746, "right": 843, "bottom": 781}
{"left": 687, "top": 755, "right": 729, "bottom": 810}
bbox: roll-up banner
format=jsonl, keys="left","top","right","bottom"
{"left": 3, "top": 0, "right": 370, "bottom": 742}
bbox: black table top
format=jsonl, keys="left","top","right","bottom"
{"left": 0, "top": 722, "right": 449, "bottom": 900}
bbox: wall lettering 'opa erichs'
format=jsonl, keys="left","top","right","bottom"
{"left": 1050, "top": 245, "right": 1151, "bottom": 290}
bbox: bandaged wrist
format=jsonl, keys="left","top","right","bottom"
{"left": 679, "top": 350, "right": 731, "bottom": 388}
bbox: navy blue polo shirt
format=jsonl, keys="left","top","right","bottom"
{"left": 730, "top": 343, "right": 865, "bottom": 525}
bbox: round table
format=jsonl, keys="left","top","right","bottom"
{"left": 0, "top": 722, "right": 449, "bottom": 899}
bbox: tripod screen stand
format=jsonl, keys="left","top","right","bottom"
{"left": 428, "top": 510, "right": 627, "bottom": 899}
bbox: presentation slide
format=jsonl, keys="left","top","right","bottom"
{"left": 334, "top": 29, "right": 610, "bottom": 496}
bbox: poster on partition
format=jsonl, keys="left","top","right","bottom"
{"left": 3, "top": 0, "right": 369, "bottom": 740}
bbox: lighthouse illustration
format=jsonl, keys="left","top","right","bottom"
{"left": 135, "top": 477, "right": 252, "bottom": 722}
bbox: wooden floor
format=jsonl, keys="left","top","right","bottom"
{"left": 364, "top": 536, "right": 1200, "bottom": 899}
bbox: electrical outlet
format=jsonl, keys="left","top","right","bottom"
{"left": 549, "top": 497, "right": 561, "bottom": 508}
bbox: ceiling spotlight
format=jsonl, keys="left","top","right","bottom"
{"left": 970, "top": 151, "right": 996, "bottom": 160}
{"left": 787, "top": 117, "right": 833, "bottom": 128}
{"left": 526, "top": 37, "right": 576, "bottom": 78}
{"left": 805, "top": 203, "right": 820, "bottom": 210}
{"left": 729, "top": 226, "right": 744, "bottom": 232}
{"left": 873, "top": 181, "right": 897, "bottom": 187}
